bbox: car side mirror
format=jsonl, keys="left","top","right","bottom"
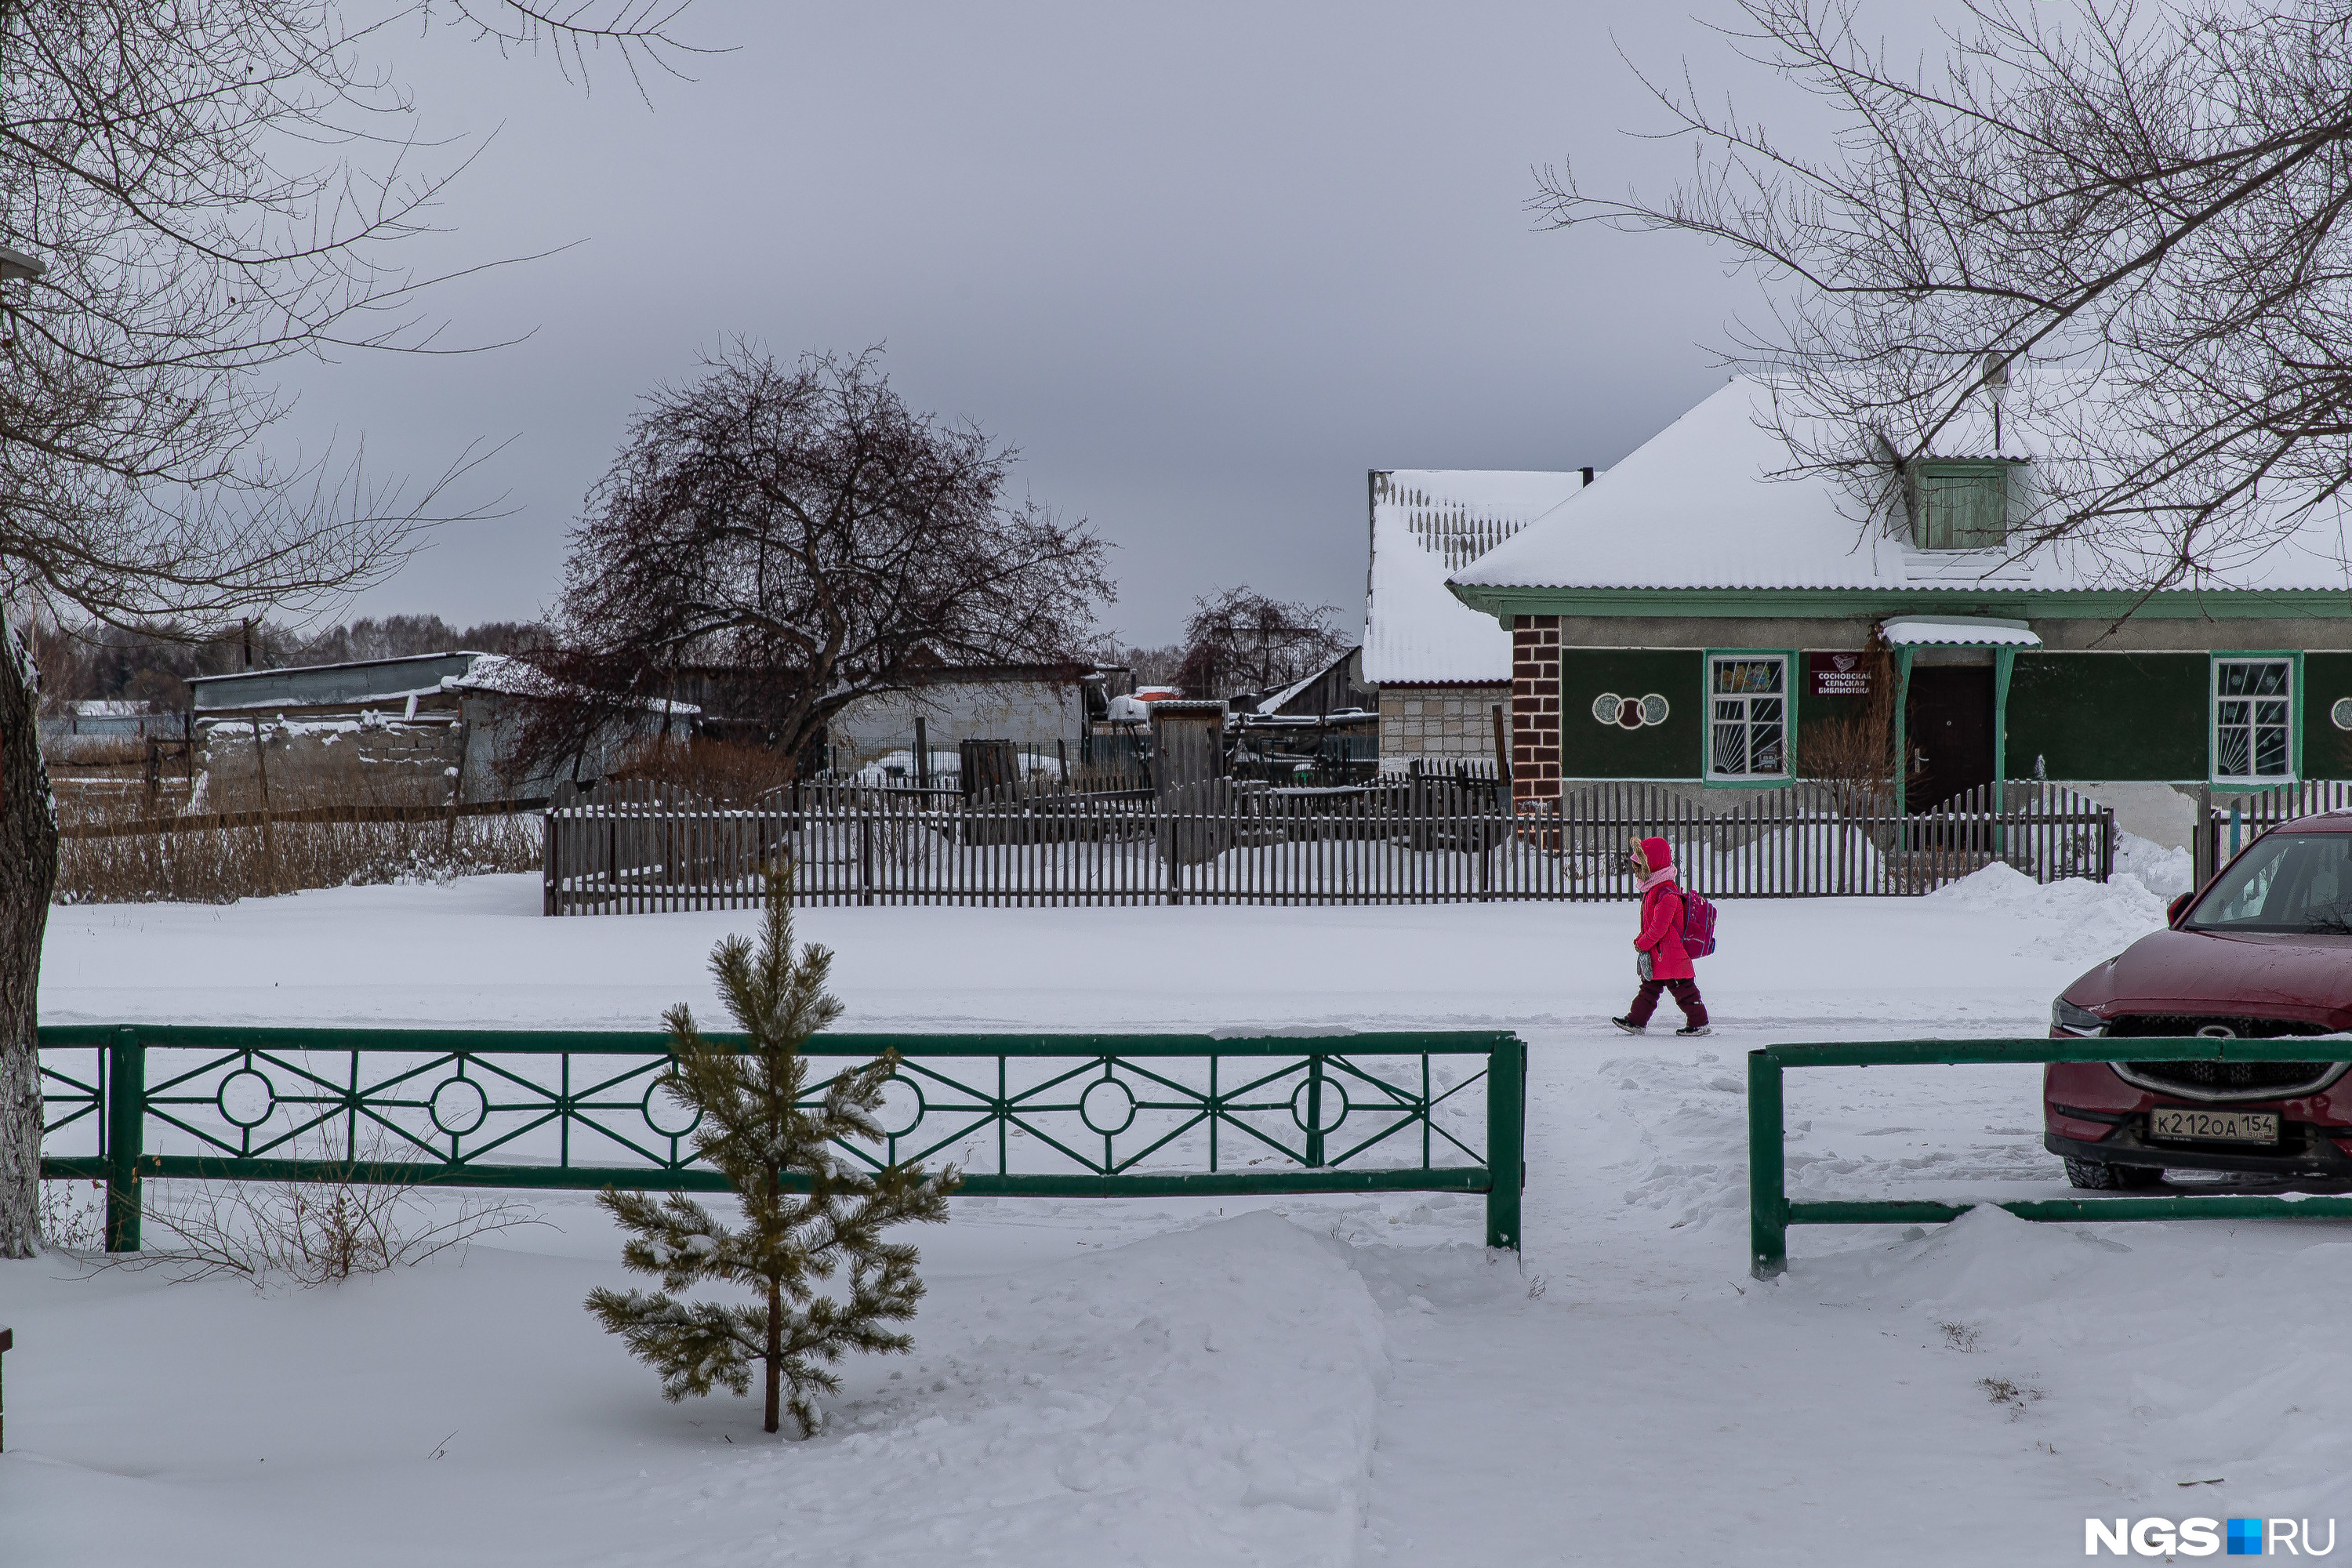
{"left": 2167, "top": 892, "right": 2194, "bottom": 927}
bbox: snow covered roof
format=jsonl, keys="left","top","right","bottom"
{"left": 445, "top": 654, "right": 699, "bottom": 715}
{"left": 1365, "top": 469, "right": 1592, "bottom": 684}
{"left": 1881, "top": 616, "right": 2041, "bottom": 648}
{"left": 1449, "top": 379, "right": 2352, "bottom": 597}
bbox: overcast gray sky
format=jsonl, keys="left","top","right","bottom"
{"left": 288, "top": 1, "right": 1791, "bottom": 646}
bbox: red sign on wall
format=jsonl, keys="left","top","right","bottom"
{"left": 1809, "top": 651, "right": 1871, "bottom": 698}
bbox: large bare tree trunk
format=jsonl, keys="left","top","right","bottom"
{"left": 0, "top": 622, "right": 57, "bottom": 1258}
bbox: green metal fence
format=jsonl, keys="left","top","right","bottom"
{"left": 1748, "top": 1036, "right": 2352, "bottom": 1278}
{"left": 40, "top": 1025, "right": 1527, "bottom": 1251}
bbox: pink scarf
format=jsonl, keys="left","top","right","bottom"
{"left": 1638, "top": 863, "right": 1679, "bottom": 894}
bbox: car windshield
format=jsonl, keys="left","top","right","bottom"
{"left": 2186, "top": 831, "right": 2352, "bottom": 933}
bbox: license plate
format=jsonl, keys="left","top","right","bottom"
{"left": 2150, "top": 1107, "right": 2281, "bottom": 1143}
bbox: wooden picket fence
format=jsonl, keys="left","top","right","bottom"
{"left": 542, "top": 777, "right": 2114, "bottom": 913}
{"left": 2205, "top": 779, "right": 2352, "bottom": 875}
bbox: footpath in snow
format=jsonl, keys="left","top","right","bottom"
{"left": 19, "top": 845, "right": 2352, "bottom": 1567}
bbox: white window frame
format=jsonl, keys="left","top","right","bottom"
{"left": 1706, "top": 652, "right": 1792, "bottom": 782}
{"left": 2212, "top": 654, "right": 2297, "bottom": 784}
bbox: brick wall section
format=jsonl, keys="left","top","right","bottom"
{"left": 1377, "top": 685, "right": 1509, "bottom": 761}
{"left": 1512, "top": 615, "right": 1563, "bottom": 808}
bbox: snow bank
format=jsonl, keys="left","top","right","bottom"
{"left": 1925, "top": 859, "right": 2170, "bottom": 966}
{"left": 650, "top": 1211, "right": 1387, "bottom": 1567}
{"left": 0, "top": 1211, "right": 1388, "bottom": 1568}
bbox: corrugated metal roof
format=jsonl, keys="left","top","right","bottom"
{"left": 1450, "top": 379, "right": 2352, "bottom": 597}
{"left": 1364, "top": 469, "right": 1591, "bottom": 684}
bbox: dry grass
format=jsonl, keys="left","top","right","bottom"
{"left": 96, "top": 1134, "right": 544, "bottom": 1288}
{"left": 54, "top": 779, "right": 541, "bottom": 905}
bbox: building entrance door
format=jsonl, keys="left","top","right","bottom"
{"left": 1906, "top": 666, "right": 1995, "bottom": 811}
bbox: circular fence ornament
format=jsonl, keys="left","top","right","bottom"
{"left": 2333, "top": 697, "right": 2352, "bottom": 731}
{"left": 430, "top": 1076, "right": 488, "bottom": 1138}
{"left": 1639, "top": 693, "right": 1671, "bottom": 726}
{"left": 1288, "top": 1077, "right": 1349, "bottom": 1134}
{"left": 877, "top": 1073, "right": 926, "bottom": 1139}
{"left": 1080, "top": 1076, "right": 1138, "bottom": 1137}
{"left": 1590, "top": 692, "right": 1622, "bottom": 725}
{"left": 1615, "top": 697, "right": 1646, "bottom": 730}
{"left": 216, "top": 1067, "right": 275, "bottom": 1130}
{"left": 641, "top": 1077, "right": 702, "bottom": 1139}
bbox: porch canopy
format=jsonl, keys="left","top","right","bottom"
{"left": 1876, "top": 617, "right": 2041, "bottom": 813}
{"left": 1878, "top": 615, "right": 2042, "bottom": 648}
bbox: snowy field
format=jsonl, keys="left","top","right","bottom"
{"left": 13, "top": 848, "right": 2352, "bottom": 1566}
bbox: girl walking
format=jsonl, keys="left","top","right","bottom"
{"left": 1612, "top": 836, "right": 1710, "bottom": 1036}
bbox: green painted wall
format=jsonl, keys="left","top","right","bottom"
{"left": 2304, "top": 653, "right": 2352, "bottom": 779}
{"left": 2004, "top": 652, "right": 2205, "bottom": 780}
{"left": 1559, "top": 649, "right": 1704, "bottom": 778}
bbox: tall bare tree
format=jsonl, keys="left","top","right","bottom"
{"left": 1537, "top": 0, "right": 2352, "bottom": 590}
{"left": 1174, "top": 586, "right": 1350, "bottom": 700}
{"left": 0, "top": 0, "right": 700, "bottom": 1257}
{"left": 529, "top": 346, "right": 1113, "bottom": 782}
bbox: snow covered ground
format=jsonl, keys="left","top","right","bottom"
{"left": 15, "top": 850, "right": 2351, "bottom": 1567}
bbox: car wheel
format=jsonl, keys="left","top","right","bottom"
{"left": 2064, "top": 1156, "right": 2163, "bottom": 1189}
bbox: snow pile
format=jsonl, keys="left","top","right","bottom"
{"left": 655, "top": 1211, "right": 1387, "bottom": 1568}
{"left": 2, "top": 1211, "right": 1389, "bottom": 1568}
{"left": 2114, "top": 830, "right": 2194, "bottom": 898}
{"left": 1802, "top": 1205, "right": 2352, "bottom": 1523}
{"left": 1926, "top": 860, "right": 2169, "bottom": 966}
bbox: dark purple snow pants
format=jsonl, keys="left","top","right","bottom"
{"left": 1625, "top": 978, "right": 1708, "bottom": 1028}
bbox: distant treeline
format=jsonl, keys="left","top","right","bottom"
{"left": 31, "top": 615, "right": 552, "bottom": 715}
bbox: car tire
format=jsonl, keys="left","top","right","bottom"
{"left": 2064, "top": 1156, "right": 2164, "bottom": 1189}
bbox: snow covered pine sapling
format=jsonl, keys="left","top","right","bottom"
{"left": 586, "top": 866, "right": 958, "bottom": 1436}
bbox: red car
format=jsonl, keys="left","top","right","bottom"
{"left": 2045, "top": 812, "right": 2352, "bottom": 1189}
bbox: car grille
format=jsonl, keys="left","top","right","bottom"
{"left": 2124, "top": 1059, "right": 2338, "bottom": 1095}
{"left": 2104, "top": 1014, "right": 2343, "bottom": 1100}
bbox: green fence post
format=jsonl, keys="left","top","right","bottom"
{"left": 104, "top": 1026, "right": 144, "bottom": 1253}
{"left": 1748, "top": 1047, "right": 1786, "bottom": 1279}
{"left": 1305, "top": 1054, "right": 1327, "bottom": 1168}
{"left": 1485, "top": 1034, "right": 1525, "bottom": 1250}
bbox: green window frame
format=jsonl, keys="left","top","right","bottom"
{"left": 1909, "top": 460, "right": 2010, "bottom": 550}
{"left": 1705, "top": 650, "right": 1794, "bottom": 784}
{"left": 2212, "top": 652, "right": 2302, "bottom": 786}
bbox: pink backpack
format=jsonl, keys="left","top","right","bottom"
{"left": 1680, "top": 890, "right": 1719, "bottom": 959}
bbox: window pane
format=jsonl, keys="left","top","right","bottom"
{"left": 1712, "top": 723, "right": 1748, "bottom": 775}
{"left": 1751, "top": 723, "right": 1785, "bottom": 774}
{"left": 2218, "top": 725, "right": 2250, "bottom": 776}
{"left": 1714, "top": 659, "right": 1781, "bottom": 695}
{"left": 1750, "top": 697, "right": 1784, "bottom": 724}
{"left": 2257, "top": 725, "right": 2289, "bottom": 775}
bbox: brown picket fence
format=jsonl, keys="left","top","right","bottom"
{"left": 2205, "top": 779, "right": 2352, "bottom": 876}
{"left": 542, "top": 777, "right": 2114, "bottom": 913}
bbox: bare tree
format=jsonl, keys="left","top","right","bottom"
{"left": 1537, "top": 0, "right": 2352, "bottom": 590}
{"left": 530, "top": 346, "right": 1113, "bottom": 782}
{"left": 1174, "top": 586, "right": 1351, "bottom": 700}
{"left": 0, "top": 0, "right": 702, "bottom": 1257}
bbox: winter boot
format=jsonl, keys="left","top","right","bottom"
{"left": 1675, "top": 1024, "right": 1711, "bottom": 1037}
{"left": 1610, "top": 1016, "right": 1644, "bottom": 1035}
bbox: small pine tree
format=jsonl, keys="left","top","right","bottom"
{"left": 586, "top": 866, "right": 957, "bottom": 1435}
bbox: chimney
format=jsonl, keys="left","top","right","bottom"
{"left": 1579, "top": 466, "right": 1595, "bottom": 487}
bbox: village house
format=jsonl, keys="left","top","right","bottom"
{"left": 1442, "top": 379, "right": 2352, "bottom": 849}
{"left": 1363, "top": 467, "right": 1596, "bottom": 768}
{"left": 185, "top": 650, "right": 680, "bottom": 808}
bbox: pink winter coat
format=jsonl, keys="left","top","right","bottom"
{"left": 1632, "top": 837, "right": 1693, "bottom": 982}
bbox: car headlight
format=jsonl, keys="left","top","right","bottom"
{"left": 2051, "top": 996, "right": 2105, "bottom": 1037}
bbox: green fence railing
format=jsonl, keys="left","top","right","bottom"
{"left": 40, "top": 1025, "right": 1527, "bottom": 1251}
{"left": 1749, "top": 1036, "right": 2352, "bottom": 1278}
